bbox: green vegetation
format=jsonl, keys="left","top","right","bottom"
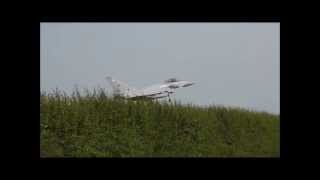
{"left": 40, "top": 88, "right": 280, "bottom": 157}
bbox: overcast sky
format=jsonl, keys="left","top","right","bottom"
{"left": 40, "top": 23, "right": 279, "bottom": 114}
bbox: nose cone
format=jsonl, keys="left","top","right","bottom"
{"left": 182, "top": 82, "right": 195, "bottom": 87}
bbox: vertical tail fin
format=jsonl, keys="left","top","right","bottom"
{"left": 106, "top": 76, "right": 137, "bottom": 97}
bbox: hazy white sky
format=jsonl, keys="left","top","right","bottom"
{"left": 40, "top": 23, "right": 279, "bottom": 114}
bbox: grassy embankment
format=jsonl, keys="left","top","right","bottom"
{"left": 40, "top": 88, "right": 280, "bottom": 157}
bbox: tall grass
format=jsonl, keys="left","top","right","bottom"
{"left": 40, "top": 88, "right": 280, "bottom": 157}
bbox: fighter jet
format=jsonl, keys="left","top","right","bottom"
{"left": 106, "top": 76, "right": 195, "bottom": 102}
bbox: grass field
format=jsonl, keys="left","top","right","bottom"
{"left": 40, "top": 88, "right": 280, "bottom": 157}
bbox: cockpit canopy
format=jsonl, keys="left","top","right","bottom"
{"left": 164, "top": 78, "right": 179, "bottom": 83}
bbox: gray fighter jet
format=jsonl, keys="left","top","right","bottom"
{"left": 106, "top": 76, "right": 194, "bottom": 102}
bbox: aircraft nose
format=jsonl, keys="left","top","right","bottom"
{"left": 182, "top": 82, "right": 195, "bottom": 87}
